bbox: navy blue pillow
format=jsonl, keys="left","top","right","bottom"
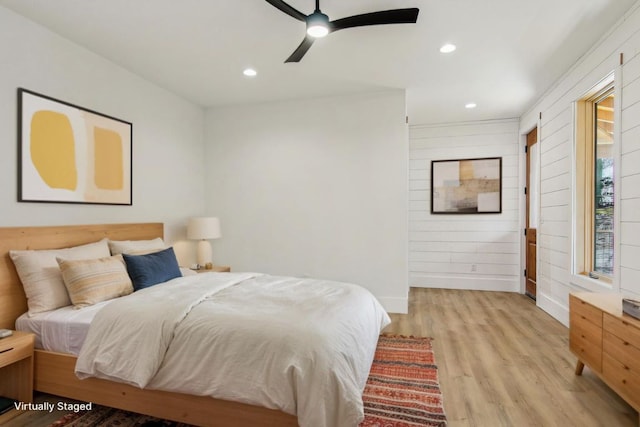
{"left": 122, "top": 247, "right": 182, "bottom": 291}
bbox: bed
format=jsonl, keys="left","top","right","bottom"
{"left": 0, "top": 223, "right": 390, "bottom": 427}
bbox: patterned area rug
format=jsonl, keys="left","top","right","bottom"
{"left": 50, "top": 335, "right": 446, "bottom": 427}
{"left": 361, "top": 335, "right": 446, "bottom": 426}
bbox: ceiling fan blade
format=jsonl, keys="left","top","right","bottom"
{"left": 265, "top": 0, "right": 307, "bottom": 22}
{"left": 285, "top": 36, "right": 315, "bottom": 63}
{"left": 330, "top": 8, "right": 419, "bottom": 32}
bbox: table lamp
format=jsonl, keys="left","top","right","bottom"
{"left": 187, "top": 217, "right": 221, "bottom": 268}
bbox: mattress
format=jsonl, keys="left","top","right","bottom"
{"left": 15, "top": 299, "right": 110, "bottom": 355}
{"left": 15, "top": 267, "right": 197, "bottom": 354}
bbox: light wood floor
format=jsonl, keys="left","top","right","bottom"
{"left": 7, "top": 288, "right": 638, "bottom": 427}
{"left": 384, "top": 288, "right": 638, "bottom": 427}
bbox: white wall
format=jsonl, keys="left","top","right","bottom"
{"left": 204, "top": 91, "right": 409, "bottom": 312}
{"left": 520, "top": 1, "right": 640, "bottom": 325}
{"left": 0, "top": 6, "right": 205, "bottom": 263}
{"left": 409, "top": 119, "right": 521, "bottom": 292}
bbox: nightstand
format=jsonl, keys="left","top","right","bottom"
{"left": 195, "top": 265, "right": 231, "bottom": 273}
{"left": 0, "top": 331, "right": 34, "bottom": 423}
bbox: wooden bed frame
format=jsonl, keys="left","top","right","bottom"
{"left": 0, "top": 223, "right": 297, "bottom": 427}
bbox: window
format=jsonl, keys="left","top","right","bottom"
{"left": 575, "top": 80, "right": 615, "bottom": 282}
{"left": 593, "top": 91, "right": 614, "bottom": 276}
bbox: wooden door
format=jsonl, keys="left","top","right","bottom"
{"left": 525, "top": 128, "right": 538, "bottom": 300}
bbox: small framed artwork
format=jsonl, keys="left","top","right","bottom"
{"left": 431, "top": 157, "right": 502, "bottom": 214}
{"left": 18, "top": 88, "right": 132, "bottom": 205}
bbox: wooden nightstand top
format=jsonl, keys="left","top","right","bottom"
{"left": 194, "top": 265, "right": 231, "bottom": 273}
{"left": 0, "top": 331, "right": 34, "bottom": 351}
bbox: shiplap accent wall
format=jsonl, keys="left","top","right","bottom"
{"left": 409, "top": 119, "right": 521, "bottom": 292}
{"left": 520, "top": 1, "right": 640, "bottom": 326}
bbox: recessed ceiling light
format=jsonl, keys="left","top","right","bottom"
{"left": 465, "top": 103, "right": 477, "bottom": 109}
{"left": 243, "top": 68, "right": 257, "bottom": 77}
{"left": 439, "top": 43, "right": 456, "bottom": 54}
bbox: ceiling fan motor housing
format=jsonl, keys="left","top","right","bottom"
{"left": 306, "top": 11, "right": 330, "bottom": 37}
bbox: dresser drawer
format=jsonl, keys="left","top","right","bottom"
{"left": 570, "top": 327, "right": 602, "bottom": 372}
{"left": 604, "top": 313, "right": 640, "bottom": 348}
{"left": 570, "top": 311, "right": 603, "bottom": 344}
{"left": 0, "top": 335, "right": 33, "bottom": 367}
{"left": 570, "top": 295, "right": 603, "bottom": 328}
{"left": 603, "top": 352, "right": 640, "bottom": 410}
{"left": 604, "top": 330, "right": 640, "bottom": 375}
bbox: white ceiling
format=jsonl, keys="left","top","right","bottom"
{"left": 1, "top": 0, "right": 636, "bottom": 124}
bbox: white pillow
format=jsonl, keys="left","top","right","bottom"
{"left": 10, "top": 239, "right": 111, "bottom": 316}
{"left": 57, "top": 254, "right": 133, "bottom": 308}
{"left": 108, "top": 238, "right": 166, "bottom": 255}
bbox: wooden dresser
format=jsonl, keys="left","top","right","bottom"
{"left": 570, "top": 292, "right": 640, "bottom": 412}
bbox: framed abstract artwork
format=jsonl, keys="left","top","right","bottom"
{"left": 431, "top": 157, "right": 502, "bottom": 214}
{"left": 17, "top": 88, "right": 132, "bottom": 205}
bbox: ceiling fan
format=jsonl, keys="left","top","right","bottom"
{"left": 265, "top": 0, "right": 420, "bottom": 63}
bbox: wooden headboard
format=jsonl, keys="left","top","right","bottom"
{"left": 0, "top": 223, "right": 163, "bottom": 329}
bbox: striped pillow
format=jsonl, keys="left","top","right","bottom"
{"left": 57, "top": 255, "right": 133, "bottom": 308}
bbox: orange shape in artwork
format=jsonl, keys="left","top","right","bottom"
{"left": 94, "top": 127, "right": 123, "bottom": 190}
{"left": 30, "top": 110, "right": 77, "bottom": 190}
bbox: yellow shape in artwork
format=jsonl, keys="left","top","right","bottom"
{"left": 30, "top": 111, "right": 77, "bottom": 190}
{"left": 94, "top": 127, "right": 123, "bottom": 190}
{"left": 459, "top": 160, "right": 474, "bottom": 181}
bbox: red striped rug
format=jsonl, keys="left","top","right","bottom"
{"left": 50, "top": 335, "right": 446, "bottom": 426}
{"left": 360, "top": 335, "right": 447, "bottom": 427}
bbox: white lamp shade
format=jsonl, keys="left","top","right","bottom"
{"left": 187, "top": 217, "right": 221, "bottom": 240}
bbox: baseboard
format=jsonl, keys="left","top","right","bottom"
{"left": 378, "top": 296, "right": 408, "bottom": 314}
{"left": 410, "top": 274, "right": 519, "bottom": 292}
{"left": 537, "top": 291, "right": 569, "bottom": 327}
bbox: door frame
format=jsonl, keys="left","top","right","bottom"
{"left": 520, "top": 120, "right": 541, "bottom": 298}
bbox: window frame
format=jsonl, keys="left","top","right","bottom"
{"left": 572, "top": 72, "right": 618, "bottom": 290}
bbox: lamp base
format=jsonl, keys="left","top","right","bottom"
{"left": 196, "top": 240, "right": 212, "bottom": 267}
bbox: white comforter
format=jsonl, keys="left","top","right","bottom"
{"left": 75, "top": 272, "right": 390, "bottom": 427}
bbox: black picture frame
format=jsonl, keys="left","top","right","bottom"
{"left": 18, "top": 88, "right": 133, "bottom": 205}
{"left": 431, "top": 157, "right": 502, "bottom": 214}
